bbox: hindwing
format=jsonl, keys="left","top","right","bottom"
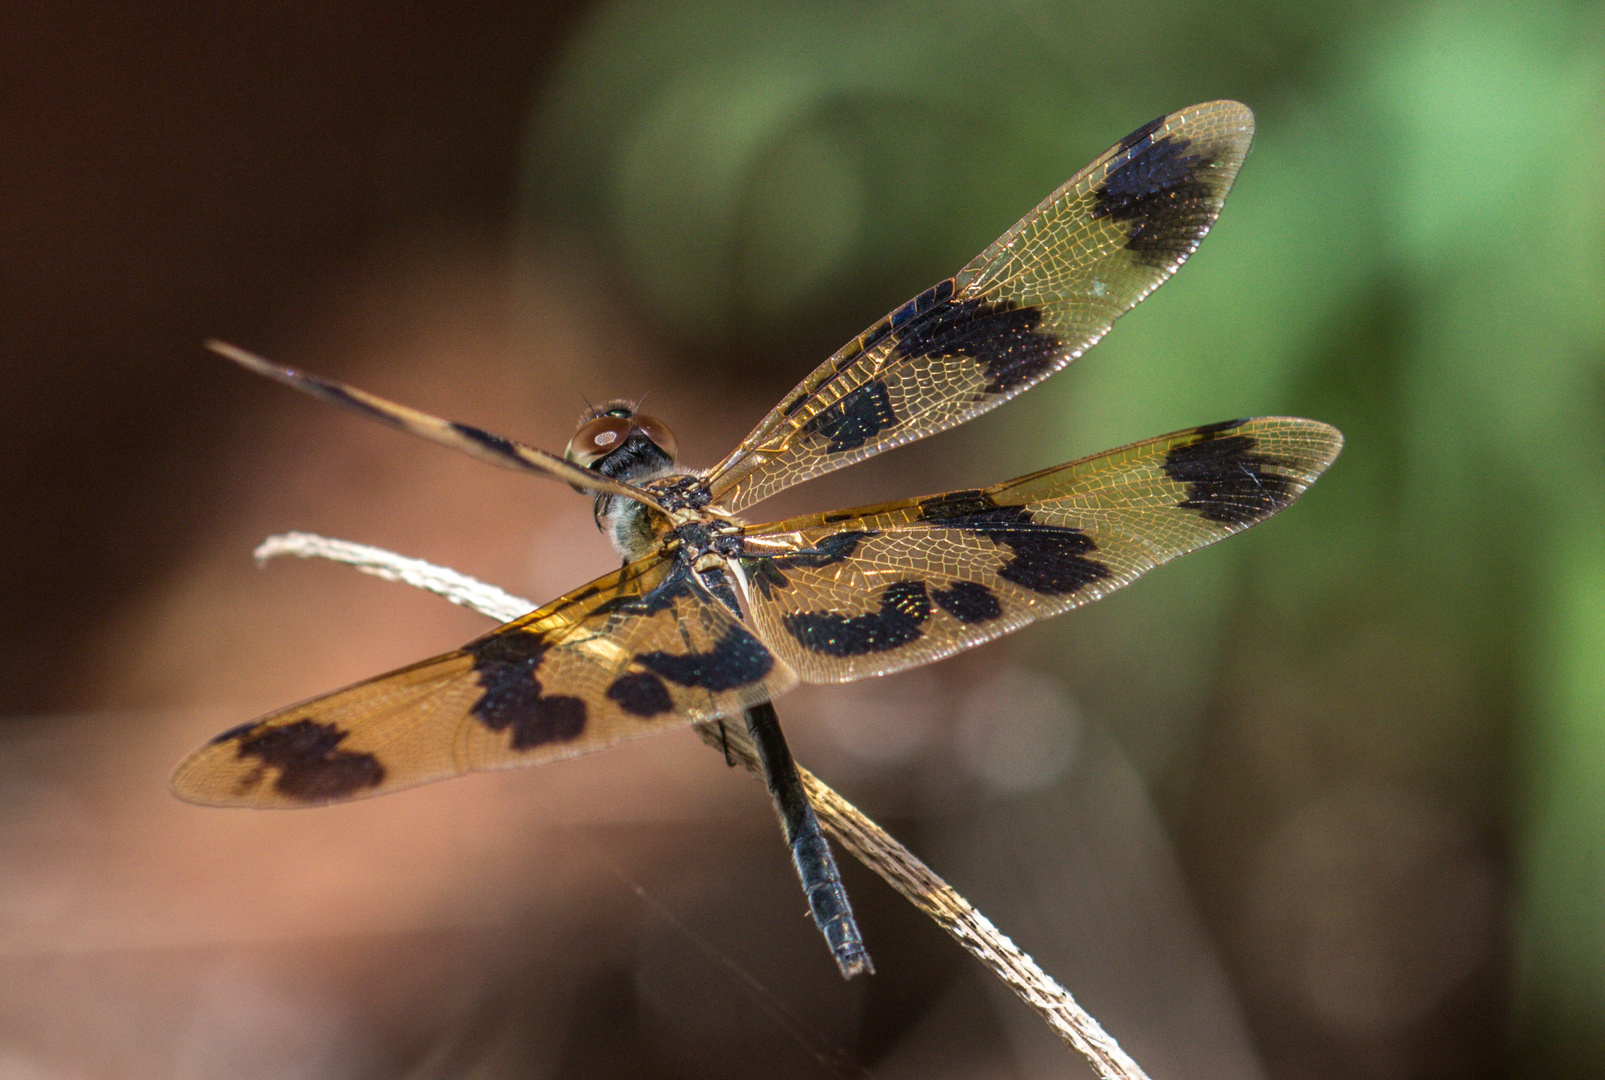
{"left": 736, "top": 418, "right": 1341, "bottom": 683}
{"left": 173, "top": 555, "right": 795, "bottom": 807}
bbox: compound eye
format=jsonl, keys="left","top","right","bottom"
{"left": 565, "top": 414, "right": 633, "bottom": 467}
{"left": 632, "top": 414, "right": 678, "bottom": 461}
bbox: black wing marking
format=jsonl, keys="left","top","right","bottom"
{"left": 701, "top": 101, "right": 1256, "bottom": 512}
{"left": 209, "top": 341, "right": 666, "bottom": 510}
{"left": 736, "top": 418, "right": 1341, "bottom": 683}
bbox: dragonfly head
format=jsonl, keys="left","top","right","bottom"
{"left": 564, "top": 400, "right": 679, "bottom": 489}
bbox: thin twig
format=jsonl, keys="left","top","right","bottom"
{"left": 253, "top": 533, "right": 531, "bottom": 619}
{"left": 255, "top": 531, "right": 1154, "bottom": 1080}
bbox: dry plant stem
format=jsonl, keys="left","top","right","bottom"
{"left": 255, "top": 531, "right": 1154, "bottom": 1080}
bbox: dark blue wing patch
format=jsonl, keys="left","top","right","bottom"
{"left": 234, "top": 718, "right": 386, "bottom": 802}
{"left": 891, "top": 296, "right": 1063, "bottom": 396}
{"left": 782, "top": 580, "right": 932, "bottom": 657}
{"left": 634, "top": 626, "right": 774, "bottom": 692}
{"left": 466, "top": 633, "right": 588, "bottom": 750}
{"left": 595, "top": 564, "right": 695, "bottom": 617}
{"left": 742, "top": 531, "right": 877, "bottom": 599}
{"left": 930, "top": 581, "right": 1003, "bottom": 624}
{"left": 803, "top": 381, "right": 897, "bottom": 453}
{"left": 779, "top": 280, "right": 958, "bottom": 419}
{"left": 606, "top": 672, "right": 674, "bottom": 717}
{"left": 1116, "top": 113, "right": 1167, "bottom": 153}
{"left": 918, "top": 491, "right": 1111, "bottom": 596}
{"left": 1163, "top": 421, "right": 1296, "bottom": 526}
{"left": 746, "top": 558, "right": 790, "bottom": 601}
{"left": 1090, "top": 134, "right": 1218, "bottom": 267}
{"left": 989, "top": 522, "right": 1109, "bottom": 596}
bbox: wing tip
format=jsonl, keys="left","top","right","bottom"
{"left": 168, "top": 752, "right": 242, "bottom": 808}
{"left": 1266, "top": 415, "right": 1344, "bottom": 465}
{"left": 205, "top": 339, "right": 293, "bottom": 379}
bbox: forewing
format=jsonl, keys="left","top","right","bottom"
{"left": 736, "top": 418, "right": 1341, "bottom": 683}
{"left": 172, "top": 555, "right": 796, "bottom": 807}
{"left": 702, "top": 101, "right": 1255, "bottom": 512}
{"left": 209, "top": 341, "right": 664, "bottom": 510}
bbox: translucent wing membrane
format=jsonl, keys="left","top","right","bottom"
{"left": 173, "top": 555, "right": 795, "bottom": 807}
{"left": 702, "top": 101, "right": 1255, "bottom": 512}
{"left": 735, "top": 418, "right": 1341, "bottom": 684}
{"left": 208, "top": 342, "right": 666, "bottom": 511}
{"left": 179, "top": 99, "right": 1342, "bottom": 986}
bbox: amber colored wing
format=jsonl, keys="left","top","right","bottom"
{"left": 208, "top": 341, "right": 665, "bottom": 511}
{"left": 172, "top": 555, "right": 796, "bottom": 807}
{"left": 700, "top": 101, "right": 1255, "bottom": 513}
{"left": 734, "top": 418, "right": 1341, "bottom": 684}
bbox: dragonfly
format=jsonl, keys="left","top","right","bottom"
{"left": 173, "top": 100, "right": 1341, "bottom": 978}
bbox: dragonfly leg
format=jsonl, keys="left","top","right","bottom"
{"left": 743, "top": 702, "right": 873, "bottom": 978}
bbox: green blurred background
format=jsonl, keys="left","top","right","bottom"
{"left": 3, "top": 1, "right": 1602, "bottom": 1077}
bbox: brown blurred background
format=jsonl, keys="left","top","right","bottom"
{"left": 4, "top": 1, "right": 1602, "bottom": 1077}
